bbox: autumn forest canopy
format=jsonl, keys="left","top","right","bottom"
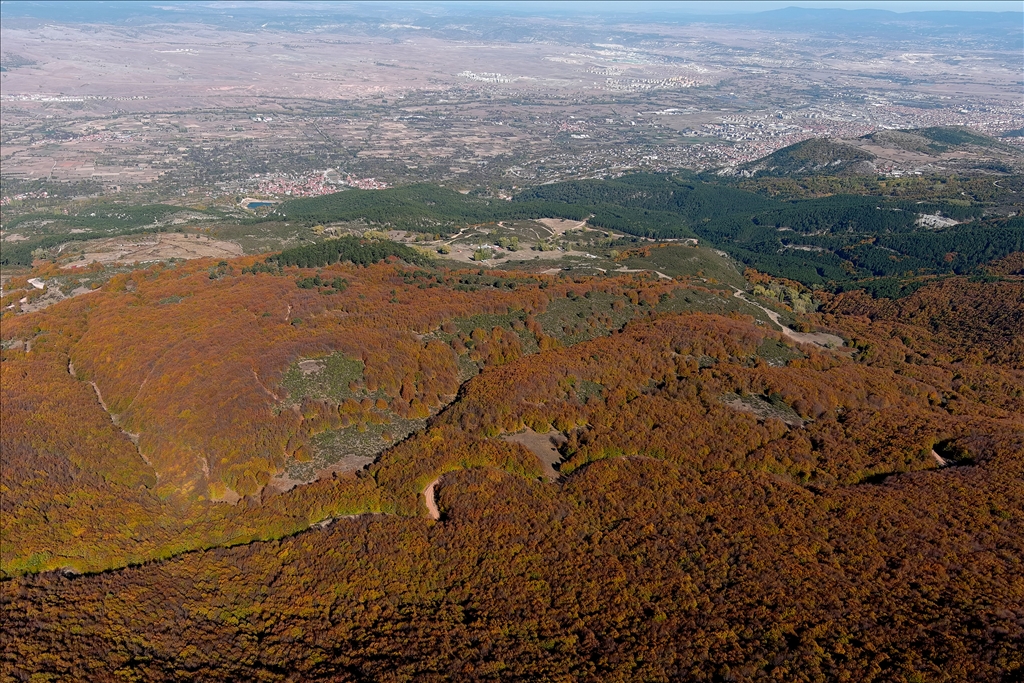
{"left": 2, "top": 147, "right": 1024, "bottom": 679}
{"left": 2, "top": 0, "right": 1023, "bottom": 669}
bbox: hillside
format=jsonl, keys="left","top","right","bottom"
{"left": 4, "top": 3, "right": 1024, "bottom": 680}
{"left": 4, "top": 239, "right": 781, "bottom": 576}
{"left": 728, "top": 127, "right": 1024, "bottom": 179}
{"left": 271, "top": 184, "right": 589, "bottom": 233}
{"left": 213, "top": 173, "right": 1024, "bottom": 295}
{"left": 2, "top": 272, "right": 1022, "bottom": 680}
{"left": 730, "top": 138, "right": 878, "bottom": 177}
{"left": 862, "top": 127, "right": 1001, "bottom": 155}
{"left": 2, "top": 169, "right": 1024, "bottom": 682}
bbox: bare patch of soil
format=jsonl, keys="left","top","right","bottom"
{"left": 209, "top": 486, "right": 242, "bottom": 505}
{"left": 262, "top": 473, "right": 306, "bottom": 499}
{"left": 66, "top": 232, "right": 241, "bottom": 267}
{"left": 503, "top": 428, "right": 567, "bottom": 481}
{"left": 537, "top": 217, "right": 588, "bottom": 235}
{"left": 263, "top": 454, "right": 373, "bottom": 500}
{"left": 316, "top": 455, "right": 375, "bottom": 479}
{"left": 438, "top": 243, "right": 591, "bottom": 265}
{"left": 297, "top": 359, "right": 324, "bottom": 376}
{"left": 15, "top": 282, "right": 99, "bottom": 315}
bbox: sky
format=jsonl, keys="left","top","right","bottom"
{"left": 478, "top": 1, "right": 1024, "bottom": 13}
{"left": 1, "top": 1, "right": 1019, "bottom": 23}
{"left": 3, "top": 0, "right": 1021, "bottom": 11}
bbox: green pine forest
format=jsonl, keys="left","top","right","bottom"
{"left": 270, "top": 172, "right": 1023, "bottom": 295}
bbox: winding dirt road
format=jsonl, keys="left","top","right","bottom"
{"left": 423, "top": 476, "right": 441, "bottom": 520}
{"left": 69, "top": 360, "right": 151, "bottom": 467}
{"left": 731, "top": 287, "right": 844, "bottom": 348}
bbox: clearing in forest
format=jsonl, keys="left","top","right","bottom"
{"left": 537, "top": 217, "right": 588, "bottom": 236}
{"left": 502, "top": 428, "right": 567, "bottom": 481}
{"left": 66, "top": 232, "right": 242, "bottom": 267}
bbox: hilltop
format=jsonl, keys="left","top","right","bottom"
{"left": 727, "top": 138, "right": 878, "bottom": 177}
{"left": 2, "top": 165, "right": 1023, "bottom": 681}
{"left": 2, "top": 257, "right": 1022, "bottom": 679}
{"left": 728, "top": 126, "right": 1023, "bottom": 178}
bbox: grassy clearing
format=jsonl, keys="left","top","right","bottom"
{"left": 721, "top": 391, "right": 804, "bottom": 426}
{"left": 279, "top": 352, "right": 380, "bottom": 405}
{"left": 621, "top": 245, "right": 747, "bottom": 289}
{"left": 497, "top": 219, "right": 557, "bottom": 242}
{"left": 446, "top": 221, "right": 551, "bottom": 247}
{"left": 279, "top": 351, "right": 432, "bottom": 482}
{"left": 654, "top": 287, "right": 802, "bottom": 333}
{"left": 2, "top": 261, "right": 156, "bottom": 315}
{"left": 449, "top": 311, "right": 526, "bottom": 336}
{"left": 655, "top": 288, "right": 745, "bottom": 316}
{"left": 537, "top": 291, "right": 639, "bottom": 345}
{"left": 284, "top": 416, "right": 428, "bottom": 482}
{"left": 557, "top": 254, "right": 618, "bottom": 274}
{"left": 756, "top": 338, "right": 805, "bottom": 366}
{"left": 454, "top": 353, "right": 482, "bottom": 382}
{"left": 208, "top": 220, "right": 315, "bottom": 254}
{"left": 490, "top": 244, "right": 749, "bottom": 286}
{"left": 1, "top": 205, "right": 226, "bottom": 266}
{"left": 573, "top": 379, "right": 605, "bottom": 402}
{"left": 490, "top": 255, "right": 605, "bottom": 273}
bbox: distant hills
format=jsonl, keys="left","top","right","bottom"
{"left": 863, "top": 126, "right": 1009, "bottom": 154}
{"left": 2, "top": 3, "right": 1020, "bottom": 51}
{"left": 727, "top": 139, "right": 878, "bottom": 178}
{"left": 728, "top": 126, "right": 1023, "bottom": 178}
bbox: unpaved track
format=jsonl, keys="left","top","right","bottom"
{"left": 252, "top": 368, "right": 281, "bottom": 401}
{"left": 69, "top": 360, "right": 152, "bottom": 468}
{"left": 537, "top": 217, "right": 588, "bottom": 236}
{"left": 423, "top": 476, "right": 441, "bottom": 520}
{"left": 731, "top": 287, "right": 844, "bottom": 348}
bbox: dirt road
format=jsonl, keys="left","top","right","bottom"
{"left": 423, "top": 476, "right": 441, "bottom": 520}
{"left": 731, "top": 287, "right": 844, "bottom": 349}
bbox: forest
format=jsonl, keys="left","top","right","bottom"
{"left": 2, "top": 249, "right": 691, "bottom": 576}
{"left": 267, "top": 172, "right": 1024, "bottom": 292}
{"left": 2, "top": 160, "right": 1023, "bottom": 679}
{"left": 269, "top": 235, "right": 431, "bottom": 269}
{"left": 272, "top": 184, "right": 589, "bottom": 233}
{"left": 6, "top": 171, "right": 1020, "bottom": 292}
{"left": 1, "top": 253, "right": 1022, "bottom": 679}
